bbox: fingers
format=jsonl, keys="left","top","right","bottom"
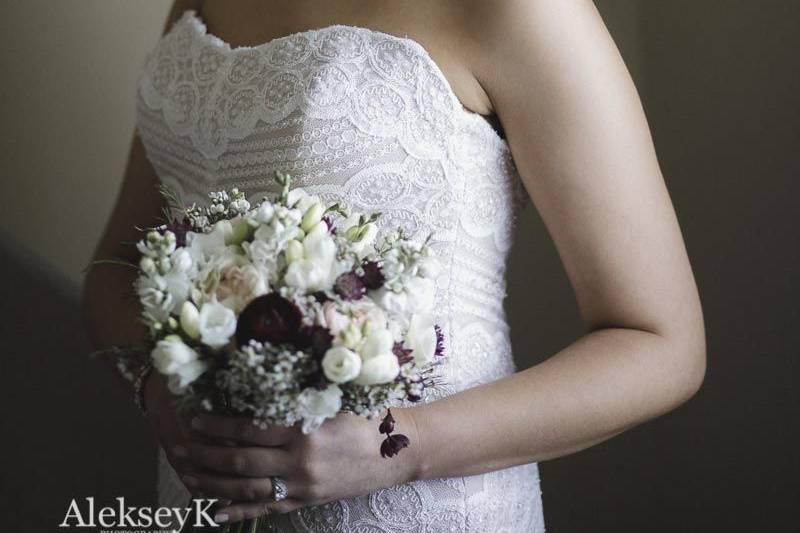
{"left": 178, "top": 442, "right": 291, "bottom": 477}
{"left": 181, "top": 472, "right": 283, "bottom": 502}
{"left": 190, "top": 414, "right": 297, "bottom": 446}
{"left": 214, "top": 499, "right": 299, "bottom": 523}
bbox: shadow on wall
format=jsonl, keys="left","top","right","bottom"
{"left": 0, "top": 235, "right": 155, "bottom": 530}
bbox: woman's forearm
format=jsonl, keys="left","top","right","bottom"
{"left": 404, "top": 326, "right": 705, "bottom": 481}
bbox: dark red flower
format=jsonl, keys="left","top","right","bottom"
{"left": 434, "top": 324, "right": 445, "bottom": 357}
{"left": 321, "top": 216, "right": 336, "bottom": 235}
{"left": 165, "top": 217, "right": 192, "bottom": 248}
{"left": 380, "top": 434, "right": 411, "bottom": 458}
{"left": 334, "top": 271, "right": 366, "bottom": 300}
{"left": 235, "top": 293, "right": 302, "bottom": 347}
{"left": 360, "top": 261, "right": 385, "bottom": 290}
{"left": 295, "top": 325, "right": 333, "bottom": 361}
{"left": 379, "top": 410, "right": 396, "bottom": 434}
{"left": 392, "top": 342, "right": 413, "bottom": 365}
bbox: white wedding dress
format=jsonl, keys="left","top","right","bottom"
{"left": 136, "top": 10, "right": 545, "bottom": 532}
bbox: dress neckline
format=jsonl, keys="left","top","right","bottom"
{"left": 179, "top": 9, "right": 507, "bottom": 146}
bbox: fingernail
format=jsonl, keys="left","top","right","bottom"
{"left": 172, "top": 445, "right": 187, "bottom": 458}
{"left": 214, "top": 513, "right": 229, "bottom": 524}
{"left": 191, "top": 417, "right": 203, "bottom": 430}
{"left": 182, "top": 475, "right": 197, "bottom": 487}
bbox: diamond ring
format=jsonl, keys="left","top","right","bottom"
{"left": 271, "top": 476, "right": 288, "bottom": 502}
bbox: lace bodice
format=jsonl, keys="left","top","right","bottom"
{"left": 136, "top": 10, "right": 544, "bottom": 532}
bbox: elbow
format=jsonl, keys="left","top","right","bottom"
{"left": 665, "top": 315, "right": 707, "bottom": 409}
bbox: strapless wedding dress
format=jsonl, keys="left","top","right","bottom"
{"left": 135, "top": 10, "right": 544, "bottom": 532}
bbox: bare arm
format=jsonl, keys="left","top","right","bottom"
{"left": 172, "top": 0, "right": 706, "bottom": 520}
{"left": 403, "top": 0, "right": 706, "bottom": 478}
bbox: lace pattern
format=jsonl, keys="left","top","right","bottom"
{"left": 138, "top": 10, "right": 543, "bottom": 532}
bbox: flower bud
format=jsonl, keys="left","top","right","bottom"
{"left": 285, "top": 239, "right": 304, "bottom": 263}
{"left": 301, "top": 202, "right": 326, "bottom": 232}
{"left": 179, "top": 301, "right": 201, "bottom": 340}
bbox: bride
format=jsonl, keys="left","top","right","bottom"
{"left": 83, "top": 0, "right": 706, "bottom": 530}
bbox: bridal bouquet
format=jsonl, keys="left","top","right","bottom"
{"left": 133, "top": 171, "right": 444, "bottom": 457}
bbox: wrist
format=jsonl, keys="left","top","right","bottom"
{"left": 395, "top": 406, "right": 427, "bottom": 483}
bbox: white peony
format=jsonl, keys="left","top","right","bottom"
{"left": 296, "top": 384, "right": 342, "bottom": 433}
{"left": 404, "top": 312, "right": 438, "bottom": 365}
{"left": 197, "top": 300, "right": 237, "bottom": 349}
{"left": 354, "top": 354, "right": 400, "bottom": 385}
{"left": 321, "top": 346, "right": 362, "bottom": 383}
{"left": 151, "top": 335, "right": 207, "bottom": 393}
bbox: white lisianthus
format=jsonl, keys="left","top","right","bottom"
{"left": 418, "top": 254, "right": 442, "bottom": 279}
{"left": 405, "top": 312, "right": 437, "bottom": 365}
{"left": 197, "top": 300, "right": 237, "bottom": 349}
{"left": 151, "top": 335, "right": 207, "bottom": 393}
{"left": 296, "top": 384, "right": 342, "bottom": 433}
{"left": 404, "top": 276, "right": 436, "bottom": 313}
{"left": 354, "top": 354, "right": 400, "bottom": 385}
{"left": 360, "top": 327, "right": 395, "bottom": 360}
{"left": 179, "top": 301, "right": 200, "bottom": 339}
{"left": 321, "top": 346, "right": 362, "bottom": 383}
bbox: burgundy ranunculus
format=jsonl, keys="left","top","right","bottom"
{"left": 360, "top": 261, "right": 385, "bottom": 290}
{"left": 334, "top": 271, "right": 366, "bottom": 301}
{"left": 295, "top": 325, "right": 333, "bottom": 361}
{"left": 235, "top": 293, "right": 302, "bottom": 347}
{"left": 380, "top": 434, "right": 411, "bottom": 458}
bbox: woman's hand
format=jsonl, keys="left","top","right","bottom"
{"left": 175, "top": 410, "right": 420, "bottom": 522}
{"left": 143, "top": 371, "right": 195, "bottom": 477}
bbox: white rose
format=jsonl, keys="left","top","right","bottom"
{"left": 197, "top": 300, "right": 237, "bottom": 349}
{"left": 296, "top": 384, "right": 342, "bottom": 434}
{"left": 321, "top": 346, "right": 362, "bottom": 383}
{"left": 354, "top": 354, "right": 400, "bottom": 385}
{"left": 371, "top": 287, "right": 410, "bottom": 317}
{"left": 404, "top": 312, "right": 437, "bottom": 365}
{"left": 179, "top": 301, "right": 200, "bottom": 339}
{"left": 151, "top": 335, "right": 207, "bottom": 392}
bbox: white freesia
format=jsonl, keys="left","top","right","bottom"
{"left": 151, "top": 335, "right": 207, "bottom": 393}
{"left": 321, "top": 346, "right": 362, "bottom": 383}
{"left": 296, "top": 384, "right": 342, "bottom": 433}
{"left": 197, "top": 300, "right": 237, "bottom": 349}
{"left": 354, "top": 354, "right": 400, "bottom": 385}
{"left": 301, "top": 202, "right": 326, "bottom": 232}
{"left": 179, "top": 301, "right": 200, "bottom": 339}
{"left": 341, "top": 213, "right": 378, "bottom": 258}
{"left": 284, "top": 222, "right": 339, "bottom": 291}
{"left": 405, "top": 312, "right": 438, "bottom": 365}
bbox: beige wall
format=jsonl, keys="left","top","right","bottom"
{"left": 0, "top": 0, "right": 171, "bottom": 288}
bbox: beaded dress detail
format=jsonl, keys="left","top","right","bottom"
{"left": 135, "top": 10, "right": 544, "bottom": 532}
